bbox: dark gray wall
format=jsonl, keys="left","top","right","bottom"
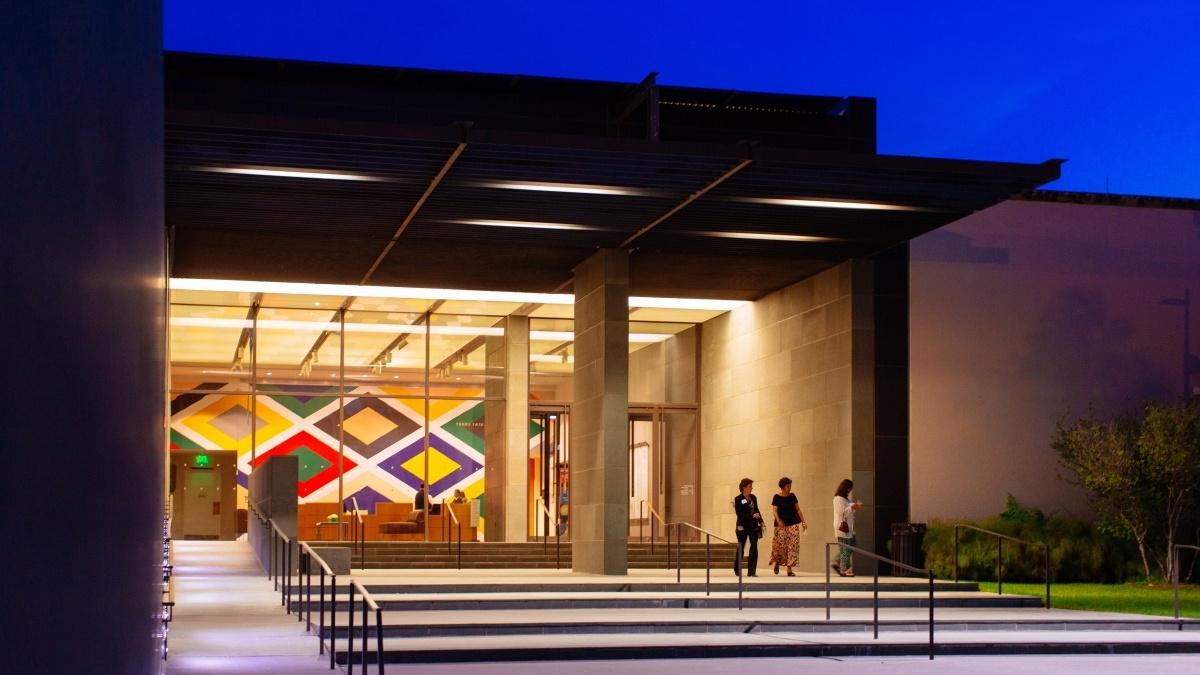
{"left": 2, "top": 2, "right": 164, "bottom": 673}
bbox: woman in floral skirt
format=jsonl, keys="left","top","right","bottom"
{"left": 769, "top": 477, "right": 808, "bottom": 576}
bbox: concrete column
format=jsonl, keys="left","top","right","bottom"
{"left": 484, "top": 316, "right": 530, "bottom": 541}
{"left": 571, "top": 249, "right": 630, "bottom": 574}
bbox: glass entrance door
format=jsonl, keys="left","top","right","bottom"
{"left": 529, "top": 407, "right": 569, "bottom": 539}
{"left": 629, "top": 406, "right": 700, "bottom": 540}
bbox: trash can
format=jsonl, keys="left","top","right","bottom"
{"left": 890, "top": 523, "right": 927, "bottom": 576}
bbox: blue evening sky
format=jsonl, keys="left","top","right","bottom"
{"left": 166, "top": 1, "right": 1199, "bottom": 198}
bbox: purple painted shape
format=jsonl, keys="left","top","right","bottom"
{"left": 237, "top": 470, "right": 249, "bottom": 489}
{"left": 346, "top": 485, "right": 389, "bottom": 515}
{"left": 377, "top": 433, "right": 484, "bottom": 497}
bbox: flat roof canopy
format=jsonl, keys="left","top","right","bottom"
{"left": 166, "top": 53, "right": 1062, "bottom": 299}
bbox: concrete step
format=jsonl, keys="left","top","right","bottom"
{"left": 324, "top": 629, "right": 1200, "bottom": 664}
{"left": 291, "top": 580, "right": 982, "bottom": 595}
{"left": 289, "top": 590, "right": 1041, "bottom": 612}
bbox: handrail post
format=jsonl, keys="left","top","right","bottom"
{"left": 361, "top": 589, "right": 368, "bottom": 673}
{"left": 1175, "top": 545, "right": 1181, "bottom": 629}
{"left": 705, "top": 533, "right": 711, "bottom": 596}
{"left": 347, "top": 583, "right": 355, "bottom": 675}
{"left": 953, "top": 526, "right": 959, "bottom": 582}
{"left": 873, "top": 560, "right": 879, "bottom": 639}
{"left": 676, "top": 525, "right": 682, "bottom": 584}
{"left": 555, "top": 525, "right": 561, "bottom": 570}
{"left": 825, "top": 543, "right": 831, "bottom": 621}
{"left": 458, "top": 520, "right": 463, "bottom": 571}
{"left": 300, "top": 550, "right": 307, "bottom": 625}
{"left": 997, "top": 537, "right": 1003, "bottom": 596}
{"left": 928, "top": 570, "right": 935, "bottom": 660}
{"left": 1045, "top": 545, "right": 1051, "bottom": 610}
{"left": 319, "top": 567, "right": 326, "bottom": 654}
{"left": 375, "top": 607, "right": 384, "bottom": 675}
{"left": 286, "top": 539, "right": 292, "bottom": 614}
{"left": 666, "top": 523, "right": 671, "bottom": 571}
{"left": 640, "top": 501, "right": 644, "bottom": 545}
{"left": 329, "top": 574, "right": 337, "bottom": 670}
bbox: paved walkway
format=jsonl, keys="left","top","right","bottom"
{"left": 165, "top": 540, "right": 329, "bottom": 674}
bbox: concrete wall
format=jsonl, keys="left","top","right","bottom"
{"left": 700, "top": 263, "right": 878, "bottom": 571}
{"left": 2, "top": 2, "right": 165, "bottom": 670}
{"left": 910, "top": 200, "right": 1200, "bottom": 521}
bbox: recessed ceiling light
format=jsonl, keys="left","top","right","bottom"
{"left": 696, "top": 231, "right": 841, "bottom": 243}
{"left": 474, "top": 180, "right": 656, "bottom": 197}
{"left": 170, "top": 278, "right": 747, "bottom": 313}
{"left": 195, "top": 165, "right": 389, "bottom": 182}
{"left": 733, "top": 196, "right": 932, "bottom": 211}
{"left": 450, "top": 219, "right": 607, "bottom": 232}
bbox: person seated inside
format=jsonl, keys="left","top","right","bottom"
{"left": 414, "top": 483, "right": 426, "bottom": 511}
{"left": 451, "top": 489, "right": 467, "bottom": 504}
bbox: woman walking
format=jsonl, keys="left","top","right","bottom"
{"left": 769, "top": 477, "right": 807, "bottom": 576}
{"left": 832, "top": 478, "right": 862, "bottom": 577}
{"left": 732, "top": 478, "right": 763, "bottom": 577}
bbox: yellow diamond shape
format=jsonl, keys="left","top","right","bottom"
{"left": 342, "top": 406, "right": 396, "bottom": 446}
{"left": 182, "top": 394, "right": 291, "bottom": 453}
{"left": 400, "top": 447, "right": 460, "bottom": 485}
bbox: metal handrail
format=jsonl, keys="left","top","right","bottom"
{"left": 344, "top": 496, "right": 367, "bottom": 570}
{"left": 639, "top": 499, "right": 668, "bottom": 556}
{"left": 533, "top": 497, "right": 562, "bottom": 569}
{"left": 346, "top": 578, "right": 384, "bottom": 674}
{"left": 670, "top": 522, "right": 741, "bottom": 607}
{"left": 297, "top": 541, "right": 340, "bottom": 668}
{"left": 248, "top": 500, "right": 295, "bottom": 617}
{"left": 441, "top": 499, "right": 464, "bottom": 570}
{"left": 825, "top": 542, "right": 935, "bottom": 660}
{"left": 954, "top": 523, "right": 1051, "bottom": 609}
{"left": 1174, "top": 544, "right": 1200, "bottom": 630}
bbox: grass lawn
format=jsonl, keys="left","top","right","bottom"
{"left": 975, "top": 581, "right": 1200, "bottom": 618}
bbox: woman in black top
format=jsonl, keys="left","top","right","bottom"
{"left": 768, "top": 477, "right": 808, "bottom": 576}
{"left": 732, "top": 478, "right": 763, "bottom": 577}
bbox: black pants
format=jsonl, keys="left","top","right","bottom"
{"left": 734, "top": 529, "right": 758, "bottom": 576}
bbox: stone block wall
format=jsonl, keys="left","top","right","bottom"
{"left": 700, "top": 262, "right": 878, "bottom": 572}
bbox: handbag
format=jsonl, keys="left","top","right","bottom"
{"left": 838, "top": 520, "right": 849, "bottom": 534}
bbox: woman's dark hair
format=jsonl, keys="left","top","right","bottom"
{"left": 738, "top": 477, "right": 753, "bottom": 491}
{"left": 834, "top": 479, "right": 854, "bottom": 499}
{"left": 778, "top": 477, "right": 792, "bottom": 490}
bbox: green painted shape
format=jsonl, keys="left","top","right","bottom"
{"left": 290, "top": 445, "right": 332, "bottom": 483}
{"left": 529, "top": 419, "right": 542, "bottom": 438}
{"left": 170, "top": 429, "right": 204, "bottom": 450}
{"left": 442, "top": 402, "right": 486, "bottom": 454}
{"left": 259, "top": 385, "right": 338, "bottom": 418}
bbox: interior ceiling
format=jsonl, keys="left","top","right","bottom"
{"left": 166, "top": 55, "right": 1062, "bottom": 300}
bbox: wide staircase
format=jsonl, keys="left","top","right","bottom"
{"left": 348, "top": 540, "right": 736, "bottom": 569}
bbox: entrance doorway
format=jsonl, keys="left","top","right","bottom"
{"left": 529, "top": 406, "right": 569, "bottom": 539}
{"left": 170, "top": 449, "right": 238, "bottom": 540}
{"left": 629, "top": 406, "right": 700, "bottom": 540}
{"left": 527, "top": 405, "right": 700, "bottom": 542}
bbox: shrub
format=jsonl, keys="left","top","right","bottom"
{"left": 922, "top": 496, "right": 1141, "bottom": 583}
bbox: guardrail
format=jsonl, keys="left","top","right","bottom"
{"left": 1174, "top": 544, "right": 1200, "bottom": 630}
{"left": 826, "top": 542, "right": 935, "bottom": 660}
{"left": 442, "top": 499, "right": 464, "bottom": 570}
{"left": 346, "top": 578, "right": 384, "bottom": 674}
{"left": 669, "top": 522, "right": 742, "bottom": 607}
{"left": 533, "top": 497, "right": 562, "bottom": 569}
{"left": 954, "top": 523, "right": 1051, "bottom": 609}
{"left": 160, "top": 506, "right": 174, "bottom": 660}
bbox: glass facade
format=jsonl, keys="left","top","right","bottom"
{"left": 169, "top": 281, "right": 725, "bottom": 541}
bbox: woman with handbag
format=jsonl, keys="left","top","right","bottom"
{"left": 832, "top": 478, "right": 862, "bottom": 577}
{"left": 732, "top": 478, "right": 763, "bottom": 577}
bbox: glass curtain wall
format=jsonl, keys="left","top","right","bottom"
{"left": 169, "top": 295, "right": 504, "bottom": 541}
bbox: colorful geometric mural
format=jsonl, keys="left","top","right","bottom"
{"left": 169, "top": 382, "right": 490, "bottom": 509}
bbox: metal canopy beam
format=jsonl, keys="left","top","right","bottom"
{"left": 619, "top": 158, "right": 754, "bottom": 248}
{"left": 359, "top": 141, "right": 468, "bottom": 284}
